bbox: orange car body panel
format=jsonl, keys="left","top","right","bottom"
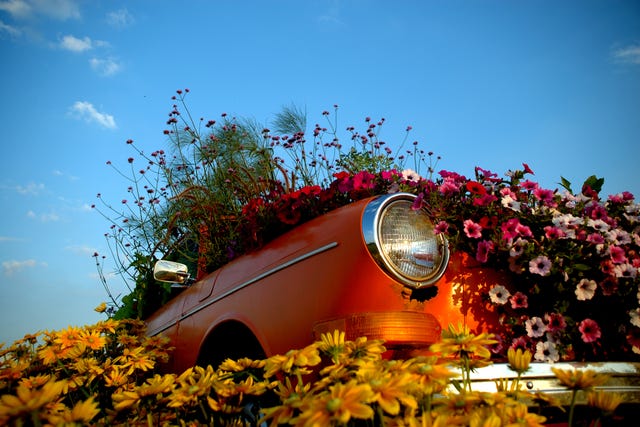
{"left": 146, "top": 196, "right": 505, "bottom": 373}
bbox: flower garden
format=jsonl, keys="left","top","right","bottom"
{"left": 0, "top": 320, "right": 628, "bottom": 426}
{"left": 2, "top": 90, "right": 638, "bottom": 425}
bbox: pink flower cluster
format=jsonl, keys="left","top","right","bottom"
{"left": 411, "top": 165, "right": 640, "bottom": 361}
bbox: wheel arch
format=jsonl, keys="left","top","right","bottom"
{"left": 196, "top": 319, "right": 267, "bottom": 368}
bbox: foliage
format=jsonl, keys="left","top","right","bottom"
{"left": 93, "top": 90, "right": 423, "bottom": 319}
{"left": 0, "top": 320, "right": 626, "bottom": 426}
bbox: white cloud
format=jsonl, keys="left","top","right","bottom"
{"left": 612, "top": 44, "right": 640, "bottom": 65}
{"left": 0, "top": 19, "right": 21, "bottom": 37}
{"left": 27, "top": 210, "right": 60, "bottom": 222}
{"left": 59, "top": 34, "right": 92, "bottom": 52}
{"left": 0, "top": 0, "right": 32, "bottom": 19}
{"left": 65, "top": 244, "right": 96, "bottom": 257}
{"left": 0, "top": 236, "right": 22, "bottom": 242}
{"left": 68, "top": 101, "right": 117, "bottom": 129}
{"left": 89, "top": 57, "right": 122, "bottom": 76}
{"left": 2, "top": 259, "right": 43, "bottom": 275}
{"left": 15, "top": 182, "right": 44, "bottom": 195}
{"left": 106, "top": 8, "right": 134, "bottom": 27}
{"left": 0, "top": 0, "right": 80, "bottom": 20}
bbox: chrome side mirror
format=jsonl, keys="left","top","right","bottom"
{"left": 153, "top": 260, "right": 191, "bottom": 286}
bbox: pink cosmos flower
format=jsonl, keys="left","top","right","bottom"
{"left": 476, "top": 240, "right": 494, "bottom": 263}
{"left": 489, "top": 285, "right": 511, "bottom": 305}
{"left": 525, "top": 316, "right": 546, "bottom": 338}
{"left": 529, "top": 255, "right": 552, "bottom": 276}
{"left": 578, "top": 318, "right": 602, "bottom": 343}
{"left": 509, "top": 292, "right": 528, "bottom": 309}
{"left": 463, "top": 219, "right": 483, "bottom": 239}
{"left": 575, "top": 279, "right": 597, "bottom": 301}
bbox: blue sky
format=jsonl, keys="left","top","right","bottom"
{"left": 0, "top": 0, "right": 638, "bottom": 345}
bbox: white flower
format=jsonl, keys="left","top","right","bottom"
{"left": 613, "top": 263, "right": 637, "bottom": 279}
{"left": 606, "top": 229, "right": 632, "bottom": 245}
{"left": 575, "top": 279, "right": 597, "bottom": 301}
{"left": 489, "top": 285, "right": 511, "bottom": 305}
{"left": 525, "top": 317, "right": 546, "bottom": 338}
{"left": 401, "top": 169, "right": 421, "bottom": 182}
{"left": 534, "top": 340, "right": 559, "bottom": 363}
{"left": 586, "top": 218, "right": 610, "bottom": 232}
{"left": 501, "top": 195, "right": 521, "bottom": 212}
{"left": 630, "top": 309, "right": 640, "bottom": 328}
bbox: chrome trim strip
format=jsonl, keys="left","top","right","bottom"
{"left": 148, "top": 242, "right": 338, "bottom": 336}
{"left": 182, "top": 241, "right": 339, "bottom": 320}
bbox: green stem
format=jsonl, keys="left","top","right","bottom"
{"left": 568, "top": 389, "right": 577, "bottom": 427}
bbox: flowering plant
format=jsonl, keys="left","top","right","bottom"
{"left": 0, "top": 320, "right": 625, "bottom": 426}
{"left": 95, "top": 90, "right": 639, "bottom": 362}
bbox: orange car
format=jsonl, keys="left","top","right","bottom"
{"left": 146, "top": 192, "right": 640, "bottom": 403}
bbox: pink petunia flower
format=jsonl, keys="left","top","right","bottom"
{"left": 434, "top": 220, "right": 449, "bottom": 235}
{"left": 509, "top": 292, "right": 528, "bottom": 309}
{"left": 578, "top": 318, "right": 601, "bottom": 343}
{"left": 525, "top": 316, "right": 546, "bottom": 338}
{"left": 545, "top": 313, "right": 567, "bottom": 333}
{"left": 609, "top": 245, "right": 628, "bottom": 264}
{"left": 529, "top": 255, "right": 552, "bottom": 276}
{"left": 575, "top": 279, "right": 597, "bottom": 301}
{"left": 463, "top": 219, "right": 483, "bottom": 239}
{"left": 476, "top": 240, "right": 494, "bottom": 263}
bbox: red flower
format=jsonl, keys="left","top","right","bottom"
{"left": 466, "top": 181, "right": 486, "bottom": 196}
{"left": 578, "top": 318, "right": 601, "bottom": 343}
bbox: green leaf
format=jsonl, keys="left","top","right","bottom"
{"left": 559, "top": 176, "right": 572, "bottom": 193}
{"left": 583, "top": 175, "right": 605, "bottom": 194}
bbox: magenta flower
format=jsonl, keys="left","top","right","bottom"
{"left": 609, "top": 245, "right": 628, "bottom": 264}
{"left": 509, "top": 292, "right": 528, "bottom": 309}
{"left": 529, "top": 255, "right": 552, "bottom": 276}
{"left": 463, "top": 219, "right": 483, "bottom": 239}
{"left": 578, "top": 318, "right": 602, "bottom": 343}
{"left": 534, "top": 187, "right": 556, "bottom": 206}
{"left": 435, "top": 220, "right": 449, "bottom": 235}
{"left": 545, "top": 313, "right": 567, "bottom": 333}
{"left": 476, "top": 240, "right": 494, "bottom": 263}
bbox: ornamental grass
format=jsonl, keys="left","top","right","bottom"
{"left": 0, "top": 320, "right": 625, "bottom": 426}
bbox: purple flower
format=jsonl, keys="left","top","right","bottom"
{"left": 476, "top": 240, "right": 494, "bottom": 263}
{"left": 529, "top": 255, "right": 552, "bottom": 276}
{"left": 525, "top": 317, "right": 546, "bottom": 338}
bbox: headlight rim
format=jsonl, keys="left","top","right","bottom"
{"left": 362, "top": 192, "right": 449, "bottom": 288}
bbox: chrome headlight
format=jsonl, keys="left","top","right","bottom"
{"left": 363, "top": 193, "right": 449, "bottom": 288}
